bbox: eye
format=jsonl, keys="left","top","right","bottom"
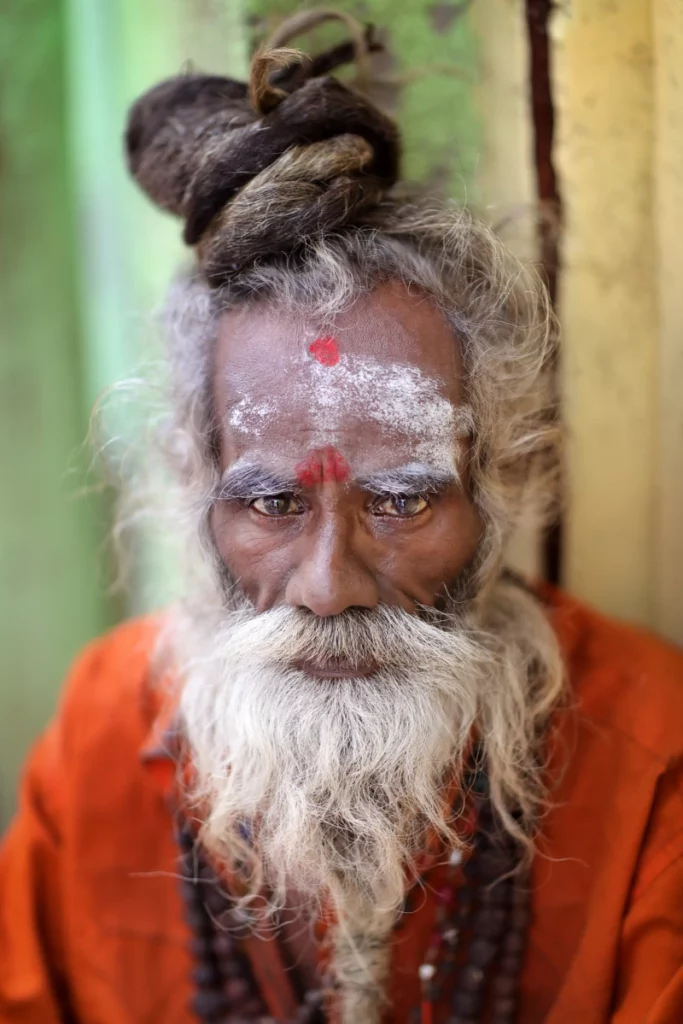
{"left": 372, "top": 494, "right": 429, "bottom": 518}
{"left": 250, "top": 494, "right": 303, "bottom": 517}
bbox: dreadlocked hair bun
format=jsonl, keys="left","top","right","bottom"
{"left": 125, "top": 12, "right": 400, "bottom": 286}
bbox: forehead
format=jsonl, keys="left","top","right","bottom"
{"left": 212, "top": 280, "right": 465, "bottom": 468}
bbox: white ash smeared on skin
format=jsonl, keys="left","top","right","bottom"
{"left": 227, "top": 353, "right": 474, "bottom": 476}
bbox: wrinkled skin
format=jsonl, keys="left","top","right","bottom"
{"left": 210, "top": 280, "right": 483, "bottom": 623}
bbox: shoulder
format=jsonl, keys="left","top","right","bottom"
{"left": 10, "top": 615, "right": 167, "bottom": 840}
{"left": 545, "top": 586, "right": 683, "bottom": 765}
{"left": 55, "top": 614, "right": 165, "bottom": 758}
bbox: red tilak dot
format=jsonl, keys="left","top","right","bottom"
{"left": 295, "top": 446, "right": 350, "bottom": 486}
{"left": 308, "top": 336, "right": 340, "bottom": 366}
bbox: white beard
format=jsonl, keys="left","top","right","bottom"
{"left": 170, "top": 583, "right": 563, "bottom": 1022}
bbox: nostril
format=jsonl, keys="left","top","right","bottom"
{"left": 286, "top": 574, "right": 379, "bottom": 618}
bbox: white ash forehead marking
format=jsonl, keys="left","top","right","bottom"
{"left": 227, "top": 353, "right": 473, "bottom": 473}
{"left": 227, "top": 398, "right": 276, "bottom": 432}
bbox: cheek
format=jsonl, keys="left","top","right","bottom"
{"left": 209, "top": 504, "right": 296, "bottom": 605}
{"left": 437, "top": 499, "right": 484, "bottom": 580}
{"left": 373, "top": 497, "right": 484, "bottom": 603}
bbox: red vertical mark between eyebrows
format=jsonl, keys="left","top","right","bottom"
{"left": 308, "top": 336, "right": 340, "bottom": 366}
{"left": 295, "top": 447, "right": 350, "bottom": 487}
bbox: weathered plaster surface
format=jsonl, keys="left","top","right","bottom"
{"left": 552, "top": 0, "right": 683, "bottom": 642}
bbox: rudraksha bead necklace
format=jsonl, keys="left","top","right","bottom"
{"left": 177, "top": 758, "right": 530, "bottom": 1024}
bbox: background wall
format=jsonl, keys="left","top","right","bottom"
{"left": 1, "top": 0, "right": 681, "bottom": 826}
{"left": 551, "top": 0, "right": 683, "bottom": 639}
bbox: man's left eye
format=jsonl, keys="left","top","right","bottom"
{"left": 372, "top": 494, "right": 429, "bottom": 517}
{"left": 250, "top": 494, "right": 302, "bottom": 517}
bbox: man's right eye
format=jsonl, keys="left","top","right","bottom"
{"left": 249, "top": 494, "right": 303, "bottom": 517}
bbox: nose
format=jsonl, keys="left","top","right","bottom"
{"left": 285, "top": 521, "right": 379, "bottom": 617}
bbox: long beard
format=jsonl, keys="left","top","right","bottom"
{"left": 170, "top": 581, "right": 563, "bottom": 1022}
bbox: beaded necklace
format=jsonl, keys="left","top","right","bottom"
{"left": 177, "top": 756, "right": 530, "bottom": 1024}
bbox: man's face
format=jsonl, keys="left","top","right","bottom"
{"left": 178, "top": 279, "right": 552, "bottom": 949}
{"left": 210, "top": 280, "right": 483, "bottom": 643}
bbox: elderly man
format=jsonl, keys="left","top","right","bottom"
{"left": 2, "top": 22, "right": 683, "bottom": 1024}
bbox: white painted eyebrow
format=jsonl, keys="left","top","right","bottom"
{"left": 214, "top": 462, "right": 300, "bottom": 501}
{"left": 357, "top": 463, "right": 459, "bottom": 495}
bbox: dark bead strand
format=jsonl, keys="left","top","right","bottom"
{"left": 446, "top": 761, "right": 529, "bottom": 1024}
{"left": 488, "top": 872, "right": 531, "bottom": 1024}
{"left": 178, "top": 828, "right": 232, "bottom": 1022}
{"left": 177, "top": 825, "right": 270, "bottom": 1023}
{"left": 445, "top": 898, "right": 492, "bottom": 1015}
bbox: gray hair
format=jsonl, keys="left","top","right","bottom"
{"left": 159, "top": 190, "right": 560, "bottom": 585}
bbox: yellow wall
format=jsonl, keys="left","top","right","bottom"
{"left": 653, "top": 0, "right": 683, "bottom": 643}
{"left": 551, "top": 0, "right": 683, "bottom": 644}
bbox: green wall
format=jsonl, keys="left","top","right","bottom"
{"left": 0, "top": 1, "right": 113, "bottom": 824}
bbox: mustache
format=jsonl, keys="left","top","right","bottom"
{"left": 215, "top": 601, "right": 485, "bottom": 674}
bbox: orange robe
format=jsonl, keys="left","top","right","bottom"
{"left": 1, "top": 587, "right": 683, "bottom": 1024}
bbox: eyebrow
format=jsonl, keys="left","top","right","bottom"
{"left": 214, "top": 460, "right": 460, "bottom": 502}
{"left": 214, "top": 462, "right": 301, "bottom": 501}
{"left": 357, "top": 463, "right": 459, "bottom": 495}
